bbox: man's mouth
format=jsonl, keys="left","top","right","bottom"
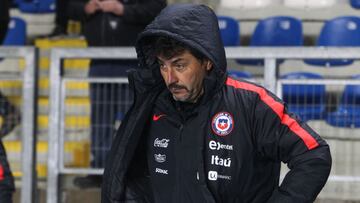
{"left": 169, "top": 84, "right": 187, "bottom": 93}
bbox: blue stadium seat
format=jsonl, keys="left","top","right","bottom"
{"left": 12, "top": 0, "right": 22, "bottom": 7}
{"left": 218, "top": 16, "right": 240, "bottom": 46}
{"left": 281, "top": 72, "right": 325, "bottom": 121}
{"left": 228, "top": 70, "right": 252, "bottom": 79}
{"left": 326, "top": 75, "right": 360, "bottom": 128}
{"left": 350, "top": 0, "right": 360, "bottom": 9}
{"left": 237, "top": 16, "right": 303, "bottom": 66}
{"left": 18, "top": 0, "right": 55, "bottom": 13}
{"left": 3, "top": 17, "right": 27, "bottom": 45}
{"left": 305, "top": 16, "right": 360, "bottom": 66}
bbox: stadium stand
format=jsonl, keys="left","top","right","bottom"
{"left": 2, "top": 37, "right": 91, "bottom": 181}
{"left": 218, "top": 15, "right": 240, "bottom": 46}
{"left": 227, "top": 70, "right": 253, "bottom": 79}
{"left": 305, "top": 16, "right": 360, "bottom": 67}
{"left": 281, "top": 72, "right": 326, "bottom": 121}
{"left": 17, "top": 0, "right": 56, "bottom": 13}
{"left": 326, "top": 74, "right": 360, "bottom": 127}
{"left": 236, "top": 16, "right": 303, "bottom": 66}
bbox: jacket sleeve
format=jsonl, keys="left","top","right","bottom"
{"left": 251, "top": 88, "right": 332, "bottom": 203}
{"left": 0, "top": 141, "right": 15, "bottom": 203}
{"left": 122, "top": 0, "right": 166, "bottom": 24}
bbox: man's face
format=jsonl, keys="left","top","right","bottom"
{"left": 157, "top": 50, "right": 212, "bottom": 103}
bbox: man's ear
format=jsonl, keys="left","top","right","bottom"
{"left": 205, "top": 60, "right": 213, "bottom": 71}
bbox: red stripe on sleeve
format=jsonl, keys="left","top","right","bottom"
{"left": 226, "top": 77, "right": 319, "bottom": 150}
{"left": 0, "top": 165, "right": 4, "bottom": 181}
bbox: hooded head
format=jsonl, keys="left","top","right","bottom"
{"left": 135, "top": 3, "right": 227, "bottom": 102}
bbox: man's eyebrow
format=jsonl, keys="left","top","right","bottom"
{"left": 172, "top": 58, "right": 185, "bottom": 63}
{"left": 157, "top": 57, "right": 185, "bottom": 64}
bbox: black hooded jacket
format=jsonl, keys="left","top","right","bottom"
{"left": 101, "top": 4, "right": 332, "bottom": 203}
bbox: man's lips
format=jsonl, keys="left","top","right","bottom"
{"left": 168, "top": 84, "right": 187, "bottom": 93}
{"left": 170, "top": 87, "right": 185, "bottom": 92}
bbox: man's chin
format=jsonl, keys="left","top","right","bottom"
{"left": 172, "top": 96, "right": 185, "bottom": 102}
{"left": 172, "top": 94, "right": 189, "bottom": 102}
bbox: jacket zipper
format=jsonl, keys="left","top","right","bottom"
{"left": 173, "top": 122, "right": 184, "bottom": 202}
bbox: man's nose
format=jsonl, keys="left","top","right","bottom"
{"left": 167, "top": 67, "right": 177, "bottom": 84}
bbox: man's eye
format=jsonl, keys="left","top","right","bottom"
{"left": 159, "top": 64, "right": 166, "bottom": 70}
{"left": 175, "top": 64, "right": 185, "bottom": 70}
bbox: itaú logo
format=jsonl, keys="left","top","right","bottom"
{"left": 211, "top": 155, "right": 231, "bottom": 167}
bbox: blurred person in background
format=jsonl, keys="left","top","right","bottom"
{"left": 50, "top": 0, "right": 70, "bottom": 36}
{"left": 67, "top": 0, "right": 166, "bottom": 188}
{"left": 102, "top": 3, "right": 331, "bottom": 202}
{"left": 0, "top": 0, "right": 17, "bottom": 201}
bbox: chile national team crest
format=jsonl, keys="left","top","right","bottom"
{"left": 211, "top": 112, "right": 234, "bottom": 136}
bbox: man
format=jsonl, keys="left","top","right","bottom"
{"left": 0, "top": 0, "right": 16, "bottom": 201}
{"left": 67, "top": 0, "right": 166, "bottom": 187}
{"left": 102, "top": 3, "right": 332, "bottom": 203}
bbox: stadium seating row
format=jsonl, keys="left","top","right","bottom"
{"left": 3, "top": 15, "right": 360, "bottom": 129}
{"left": 13, "top": 0, "right": 55, "bottom": 13}
{"left": 228, "top": 70, "right": 360, "bottom": 128}
{"left": 9, "top": 0, "right": 360, "bottom": 14}
{"left": 218, "top": 15, "right": 360, "bottom": 67}
{"left": 220, "top": 0, "right": 360, "bottom": 10}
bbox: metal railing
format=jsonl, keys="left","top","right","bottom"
{"left": 47, "top": 48, "right": 135, "bottom": 203}
{"left": 47, "top": 47, "right": 360, "bottom": 203}
{"left": 0, "top": 47, "right": 37, "bottom": 203}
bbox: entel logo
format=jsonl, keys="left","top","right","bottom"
{"left": 209, "top": 140, "right": 233, "bottom": 151}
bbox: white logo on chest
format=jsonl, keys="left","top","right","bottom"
{"left": 154, "top": 138, "right": 170, "bottom": 148}
{"left": 209, "top": 140, "right": 233, "bottom": 151}
{"left": 155, "top": 168, "right": 168, "bottom": 175}
{"left": 211, "top": 155, "right": 231, "bottom": 167}
{"left": 154, "top": 154, "right": 166, "bottom": 163}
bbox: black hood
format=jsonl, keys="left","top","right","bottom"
{"left": 135, "top": 3, "right": 227, "bottom": 89}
